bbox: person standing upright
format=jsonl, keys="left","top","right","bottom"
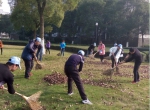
{"left": 0, "top": 40, "right": 3, "bottom": 55}
{"left": 21, "top": 37, "right": 42, "bottom": 79}
{"left": 97, "top": 41, "right": 105, "bottom": 63}
{"left": 64, "top": 50, "right": 92, "bottom": 104}
{"left": 45, "top": 40, "right": 51, "bottom": 54}
{"left": 60, "top": 40, "right": 66, "bottom": 56}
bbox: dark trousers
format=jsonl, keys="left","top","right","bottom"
{"left": 99, "top": 55, "right": 104, "bottom": 62}
{"left": 23, "top": 59, "right": 34, "bottom": 78}
{"left": 133, "top": 62, "right": 141, "bottom": 82}
{"left": 46, "top": 48, "right": 50, "bottom": 54}
{"left": 0, "top": 48, "right": 2, "bottom": 55}
{"left": 61, "top": 48, "right": 65, "bottom": 56}
{"left": 118, "top": 57, "right": 122, "bottom": 63}
{"left": 65, "top": 66, "right": 87, "bottom": 100}
{"left": 111, "top": 55, "right": 116, "bottom": 68}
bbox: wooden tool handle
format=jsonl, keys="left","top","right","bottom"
{"left": 33, "top": 54, "right": 39, "bottom": 64}
{"left": 3, "top": 87, "right": 28, "bottom": 99}
{"left": 93, "top": 51, "right": 98, "bottom": 56}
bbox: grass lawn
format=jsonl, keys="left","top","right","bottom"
{"left": 0, "top": 45, "right": 149, "bottom": 110}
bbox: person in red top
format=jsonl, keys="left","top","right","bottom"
{"left": 0, "top": 40, "right": 3, "bottom": 55}
{"left": 97, "top": 41, "right": 105, "bottom": 63}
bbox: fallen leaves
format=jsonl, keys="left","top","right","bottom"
{"left": 43, "top": 72, "right": 67, "bottom": 85}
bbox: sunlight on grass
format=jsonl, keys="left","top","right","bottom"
{"left": 0, "top": 45, "right": 149, "bottom": 110}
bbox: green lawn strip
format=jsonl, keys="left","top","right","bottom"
{"left": 0, "top": 45, "right": 149, "bottom": 110}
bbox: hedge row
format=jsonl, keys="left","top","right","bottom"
{"left": 3, "top": 40, "right": 149, "bottom": 62}
{"left": 51, "top": 45, "right": 148, "bottom": 62}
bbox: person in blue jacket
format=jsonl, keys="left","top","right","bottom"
{"left": 21, "top": 37, "right": 42, "bottom": 79}
{"left": 60, "top": 40, "right": 66, "bottom": 56}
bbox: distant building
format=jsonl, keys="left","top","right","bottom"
{"left": 138, "top": 34, "right": 149, "bottom": 47}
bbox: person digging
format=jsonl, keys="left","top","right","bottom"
{"left": 0, "top": 56, "right": 21, "bottom": 93}
{"left": 121, "top": 47, "right": 142, "bottom": 83}
{"left": 21, "top": 37, "right": 42, "bottom": 79}
{"left": 64, "top": 50, "right": 93, "bottom": 105}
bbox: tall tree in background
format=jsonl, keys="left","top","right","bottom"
{"left": 10, "top": 0, "right": 80, "bottom": 53}
{"left": 0, "top": 15, "right": 13, "bottom": 35}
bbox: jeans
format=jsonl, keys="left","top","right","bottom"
{"left": 133, "top": 62, "right": 141, "bottom": 82}
{"left": 111, "top": 55, "right": 116, "bottom": 68}
{"left": 86, "top": 50, "right": 93, "bottom": 57}
{"left": 23, "top": 59, "right": 34, "bottom": 78}
{"left": 99, "top": 55, "right": 104, "bottom": 62}
{"left": 61, "top": 48, "right": 65, "bottom": 56}
{"left": 65, "top": 66, "right": 87, "bottom": 100}
{"left": 36, "top": 48, "right": 43, "bottom": 61}
{"left": 46, "top": 47, "right": 50, "bottom": 54}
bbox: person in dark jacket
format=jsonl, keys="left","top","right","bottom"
{"left": 123, "top": 48, "right": 142, "bottom": 83}
{"left": 21, "top": 37, "right": 42, "bottom": 79}
{"left": 0, "top": 56, "right": 21, "bottom": 94}
{"left": 64, "top": 50, "right": 92, "bottom": 105}
{"left": 86, "top": 43, "right": 95, "bottom": 57}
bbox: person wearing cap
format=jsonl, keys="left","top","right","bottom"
{"left": 118, "top": 45, "right": 124, "bottom": 63}
{"left": 21, "top": 37, "right": 42, "bottom": 79}
{"left": 109, "top": 44, "right": 122, "bottom": 68}
{"left": 86, "top": 43, "right": 95, "bottom": 57}
{"left": 64, "top": 50, "right": 93, "bottom": 105}
{"left": 123, "top": 48, "right": 142, "bottom": 83}
{"left": 0, "top": 56, "right": 21, "bottom": 94}
{"left": 97, "top": 41, "right": 105, "bottom": 63}
{"left": 114, "top": 43, "right": 117, "bottom": 47}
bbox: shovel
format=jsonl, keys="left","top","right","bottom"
{"left": 3, "top": 87, "right": 43, "bottom": 110}
{"left": 33, "top": 54, "right": 43, "bottom": 70}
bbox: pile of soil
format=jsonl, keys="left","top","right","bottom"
{"left": 43, "top": 72, "right": 67, "bottom": 84}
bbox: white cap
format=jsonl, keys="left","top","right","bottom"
{"left": 118, "top": 44, "right": 122, "bottom": 49}
{"left": 78, "top": 50, "right": 85, "bottom": 56}
{"left": 8, "top": 56, "right": 21, "bottom": 69}
{"left": 35, "top": 37, "right": 41, "bottom": 43}
{"left": 114, "top": 43, "right": 117, "bottom": 46}
{"left": 93, "top": 43, "right": 96, "bottom": 46}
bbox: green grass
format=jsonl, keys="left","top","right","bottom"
{"left": 0, "top": 45, "right": 149, "bottom": 110}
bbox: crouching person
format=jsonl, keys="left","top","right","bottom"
{"left": 0, "top": 56, "right": 21, "bottom": 94}
{"left": 64, "top": 50, "right": 92, "bottom": 105}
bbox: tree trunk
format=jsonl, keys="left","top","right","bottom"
{"left": 37, "top": 0, "right": 46, "bottom": 54}
{"left": 40, "top": 15, "right": 45, "bottom": 54}
{"left": 142, "top": 33, "right": 144, "bottom": 47}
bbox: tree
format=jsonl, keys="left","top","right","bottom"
{"left": 0, "top": 15, "right": 13, "bottom": 35}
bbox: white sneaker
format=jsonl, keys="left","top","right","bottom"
{"left": 68, "top": 92, "right": 74, "bottom": 96}
{"left": 82, "top": 99, "right": 93, "bottom": 105}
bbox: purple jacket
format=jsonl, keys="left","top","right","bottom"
{"left": 46, "top": 41, "right": 51, "bottom": 48}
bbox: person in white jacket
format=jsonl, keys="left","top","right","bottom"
{"left": 109, "top": 44, "right": 122, "bottom": 68}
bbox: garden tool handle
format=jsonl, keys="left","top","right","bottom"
{"left": 33, "top": 53, "right": 39, "bottom": 64}
{"left": 93, "top": 51, "right": 98, "bottom": 56}
{"left": 3, "top": 87, "right": 28, "bottom": 99}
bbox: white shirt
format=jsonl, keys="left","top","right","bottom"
{"left": 109, "top": 47, "right": 122, "bottom": 62}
